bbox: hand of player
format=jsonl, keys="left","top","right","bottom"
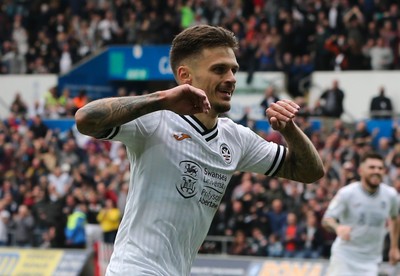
{"left": 388, "top": 247, "right": 400, "bottom": 265}
{"left": 336, "top": 225, "right": 351, "bottom": 241}
{"left": 162, "top": 84, "right": 211, "bottom": 115}
{"left": 265, "top": 99, "right": 300, "bottom": 131}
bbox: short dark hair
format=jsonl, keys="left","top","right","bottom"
{"left": 169, "top": 25, "right": 238, "bottom": 76}
{"left": 360, "top": 151, "right": 384, "bottom": 163}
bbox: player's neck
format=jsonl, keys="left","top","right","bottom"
{"left": 194, "top": 112, "right": 218, "bottom": 130}
{"left": 361, "top": 182, "right": 379, "bottom": 195}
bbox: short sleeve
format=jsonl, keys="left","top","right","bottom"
{"left": 324, "top": 189, "right": 347, "bottom": 221}
{"left": 236, "top": 124, "right": 286, "bottom": 176}
{"left": 100, "top": 111, "right": 162, "bottom": 149}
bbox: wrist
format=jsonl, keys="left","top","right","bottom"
{"left": 278, "top": 120, "right": 296, "bottom": 135}
{"left": 329, "top": 221, "right": 339, "bottom": 233}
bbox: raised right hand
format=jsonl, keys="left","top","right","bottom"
{"left": 161, "top": 84, "right": 211, "bottom": 115}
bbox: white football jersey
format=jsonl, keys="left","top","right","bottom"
{"left": 324, "top": 181, "right": 398, "bottom": 263}
{"left": 103, "top": 110, "right": 286, "bottom": 275}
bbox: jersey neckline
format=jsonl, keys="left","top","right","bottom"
{"left": 180, "top": 115, "right": 218, "bottom": 142}
{"left": 358, "top": 182, "right": 380, "bottom": 197}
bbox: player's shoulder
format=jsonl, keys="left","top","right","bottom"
{"left": 218, "top": 116, "right": 236, "bottom": 126}
{"left": 218, "top": 117, "right": 250, "bottom": 133}
{"left": 380, "top": 183, "right": 398, "bottom": 197}
{"left": 342, "top": 181, "right": 360, "bottom": 191}
{"left": 127, "top": 110, "right": 165, "bottom": 127}
{"left": 148, "top": 110, "right": 180, "bottom": 124}
{"left": 136, "top": 109, "right": 165, "bottom": 120}
{"left": 160, "top": 110, "right": 175, "bottom": 118}
{"left": 338, "top": 182, "right": 360, "bottom": 196}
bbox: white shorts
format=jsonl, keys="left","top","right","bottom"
{"left": 327, "top": 253, "right": 378, "bottom": 276}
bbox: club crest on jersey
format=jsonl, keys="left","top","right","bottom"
{"left": 220, "top": 143, "right": 232, "bottom": 164}
{"left": 176, "top": 161, "right": 201, "bottom": 198}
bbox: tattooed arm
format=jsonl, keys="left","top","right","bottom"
{"left": 265, "top": 100, "right": 324, "bottom": 183}
{"left": 75, "top": 84, "right": 211, "bottom": 138}
{"left": 275, "top": 120, "right": 325, "bottom": 183}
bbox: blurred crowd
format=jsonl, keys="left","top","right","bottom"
{"left": 1, "top": 86, "right": 400, "bottom": 262}
{"left": 0, "top": 0, "right": 400, "bottom": 91}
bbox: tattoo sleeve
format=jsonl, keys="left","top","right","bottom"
{"left": 75, "top": 93, "right": 162, "bottom": 138}
{"left": 275, "top": 121, "right": 324, "bottom": 183}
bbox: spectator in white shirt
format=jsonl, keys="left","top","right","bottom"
{"left": 48, "top": 165, "right": 72, "bottom": 197}
{"left": 366, "top": 37, "right": 394, "bottom": 70}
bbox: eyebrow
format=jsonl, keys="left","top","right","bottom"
{"left": 367, "top": 164, "right": 384, "bottom": 169}
{"left": 210, "top": 63, "right": 240, "bottom": 71}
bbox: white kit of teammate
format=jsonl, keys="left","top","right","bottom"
{"left": 323, "top": 152, "right": 399, "bottom": 276}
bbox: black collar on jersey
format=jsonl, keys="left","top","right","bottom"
{"left": 180, "top": 115, "right": 218, "bottom": 142}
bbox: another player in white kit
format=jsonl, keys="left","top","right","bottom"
{"left": 323, "top": 152, "right": 400, "bottom": 276}
{"left": 75, "top": 25, "right": 324, "bottom": 275}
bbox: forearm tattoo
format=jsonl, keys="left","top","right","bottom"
{"left": 277, "top": 128, "right": 323, "bottom": 183}
{"left": 78, "top": 93, "right": 162, "bottom": 137}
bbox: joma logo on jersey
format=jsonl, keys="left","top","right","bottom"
{"left": 176, "top": 161, "right": 202, "bottom": 198}
{"left": 173, "top": 133, "right": 192, "bottom": 141}
{"left": 220, "top": 143, "right": 232, "bottom": 164}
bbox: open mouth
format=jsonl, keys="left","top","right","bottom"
{"left": 218, "top": 90, "right": 232, "bottom": 98}
{"left": 370, "top": 175, "right": 382, "bottom": 181}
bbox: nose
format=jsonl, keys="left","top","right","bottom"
{"left": 225, "top": 70, "right": 237, "bottom": 84}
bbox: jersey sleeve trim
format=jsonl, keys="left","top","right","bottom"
{"left": 265, "top": 145, "right": 286, "bottom": 177}
{"left": 100, "top": 126, "right": 120, "bottom": 140}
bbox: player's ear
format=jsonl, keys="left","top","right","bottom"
{"left": 177, "top": 66, "right": 192, "bottom": 85}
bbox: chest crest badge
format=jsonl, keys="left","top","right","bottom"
{"left": 220, "top": 143, "right": 232, "bottom": 164}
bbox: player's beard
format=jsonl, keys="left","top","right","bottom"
{"left": 213, "top": 102, "right": 231, "bottom": 114}
{"left": 364, "top": 174, "right": 382, "bottom": 192}
{"left": 214, "top": 84, "right": 234, "bottom": 114}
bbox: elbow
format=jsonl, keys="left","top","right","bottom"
{"left": 74, "top": 108, "right": 90, "bottom": 136}
{"left": 321, "top": 218, "right": 330, "bottom": 231}
{"left": 277, "top": 162, "right": 325, "bottom": 184}
{"left": 315, "top": 166, "right": 326, "bottom": 182}
{"left": 310, "top": 159, "right": 326, "bottom": 183}
{"left": 303, "top": 166, "right": 325, "bottom": 184}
